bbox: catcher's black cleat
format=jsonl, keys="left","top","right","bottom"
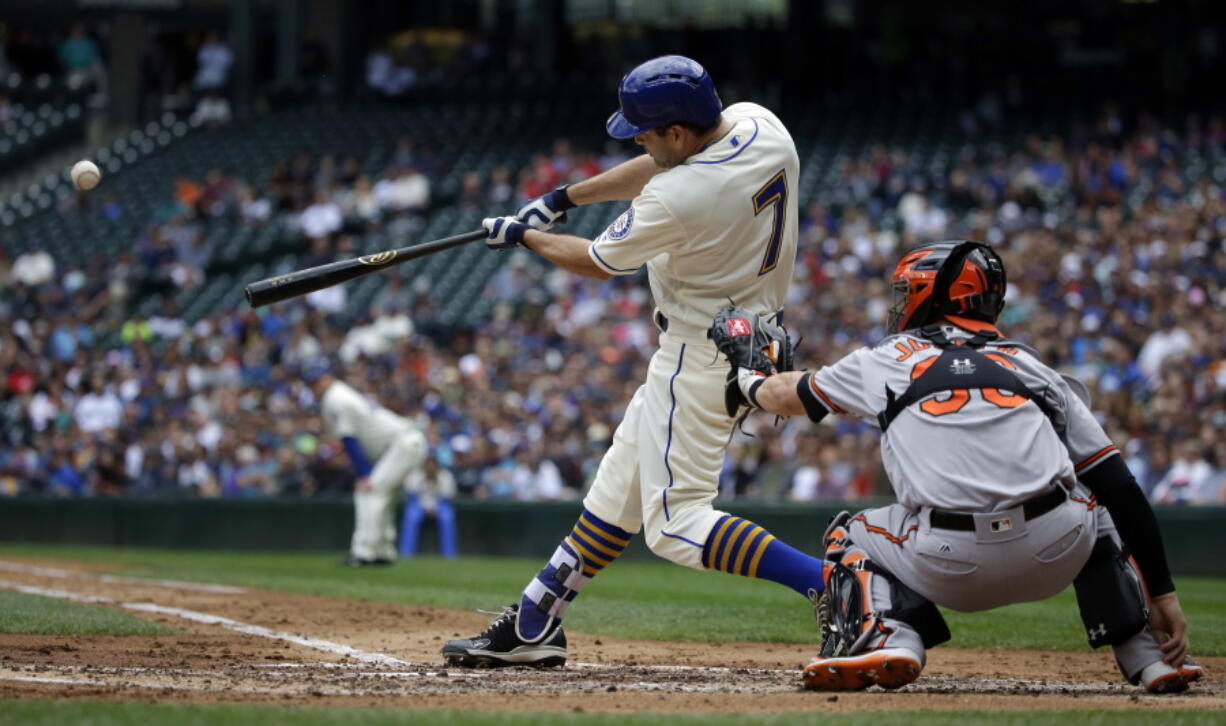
{"left": 442, "top": 604, "right": 567, "bottom": 668}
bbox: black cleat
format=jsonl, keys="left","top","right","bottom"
{"left": 442, "top": 604, "right": 567, "bottom": 668}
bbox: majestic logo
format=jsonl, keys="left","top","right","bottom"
{"left": 938, "top": 543, "right": 953, "bottom": 553}
{"left": 606, "top": 208, "right": 635, "bottom": 241}
{"left": 358, "top": 251, "right": 397, "bottom": 266}
{"left": 727, "top": 318, "right": 752, "bottom": 337}
{"left": 951, "top": 358, "right": 976, "bottom": 375}
{"left": 990, "top": 518, "right": 1013, "bottom": 532}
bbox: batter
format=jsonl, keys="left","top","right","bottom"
{"left": 443, "top": 55, "right": 828, "bottom": 667}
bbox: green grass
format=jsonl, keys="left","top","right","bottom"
{"left": 0, "top": 589, "right": 175, "bottom": 636}
{"left": 0, "top": 702, "right": 1220, "bottom": 726}
{"left": 0, "top": 545, "right": 1222, "bottom": 654}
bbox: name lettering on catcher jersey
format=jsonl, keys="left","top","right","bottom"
{"left": 893, "top": 339, "right": 932, "bottom": 361}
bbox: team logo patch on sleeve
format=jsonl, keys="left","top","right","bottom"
{"left": 727, "top": 318, "right": 752, "bottom": 336}
{"left": 606, "top": 208, "right": 635, "bottom": 240}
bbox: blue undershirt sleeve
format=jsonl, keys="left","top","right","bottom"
{"left": 341, "top": 436, "right": 374, "bottom": 477}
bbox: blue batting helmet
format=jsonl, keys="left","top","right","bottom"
{"left": 606, "top": 55, "right": 722, "bottom": 140}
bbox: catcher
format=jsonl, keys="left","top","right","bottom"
{"left": 710, "top": 240, "right": 1203, "bottom": 693}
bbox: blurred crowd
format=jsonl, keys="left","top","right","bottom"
{"left": 1, "top": 108, "right": 1223, "bottom": 507}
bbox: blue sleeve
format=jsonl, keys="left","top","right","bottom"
{"left": 341, "top": 436, "right": 374, "bottom": 477}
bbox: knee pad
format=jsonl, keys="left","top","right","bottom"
{"left": 1073, "top": 536, "right": 1148, "bottom": 648}
{"left": 822, "top": 510, "right": 853, "bottom": 564}
{"left": 873, "top": 561, "right": 950, "bottom": 650}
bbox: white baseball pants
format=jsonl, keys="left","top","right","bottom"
{"left": 582, "top": 330, "right": 734, "bottom": 569}
{"left": 351, "top": 428, "right": 426, "bottom": 561}
{"left": 847, "top": 489, "right": 1167, "bottom": 678}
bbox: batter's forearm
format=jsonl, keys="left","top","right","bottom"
{"left": 754, "top": 372, "right": 810, "bottom": 417}
{"left": 522, "top": 230, "right": 611, "bottom": 280}
{"left": 566, "top": 154, "right": 661, "bottom": 204}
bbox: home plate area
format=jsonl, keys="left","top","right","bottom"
{"left": 0, "top": 559, "right": 1220, "bottom": 714}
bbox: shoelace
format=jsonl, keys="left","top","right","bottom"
{"left": 475, "top": 605, "right": 516, "bottom": 638}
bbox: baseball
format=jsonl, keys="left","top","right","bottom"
{"left": 71, "top": 160, "right": 101, "bottom": 191}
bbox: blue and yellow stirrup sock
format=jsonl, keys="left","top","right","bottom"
{"left": 516, "top": 509, "right": 631, "bottom": 642}
{"left": 703, "top": 515, "right": 826, "bottom": 598}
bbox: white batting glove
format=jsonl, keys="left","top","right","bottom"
{"left": 516, "top": 185, "right": 575, "bottom": 231}
{"left": 483, "top": 216, "right": 528, "bottom": 251}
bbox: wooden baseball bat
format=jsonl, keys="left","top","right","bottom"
{"left": 244, "top": 229, "right": 486, "bottom": 308}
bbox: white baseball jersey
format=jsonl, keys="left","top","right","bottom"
{"left": 806, "top": 324, "right": 1118, "bottom": 512}
{"left": 581, "top": 101, "right": 801, "bottom": 570}
{"left": 588, "top": 102, "right": 800, "bottom": 332}
{"left": 320, "top": 380, "right": 412, "bottom": 460}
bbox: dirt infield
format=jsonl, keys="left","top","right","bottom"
{"left": 0, "top": 557, "right": 1221, "bottom": 714}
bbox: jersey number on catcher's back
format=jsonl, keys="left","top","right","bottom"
{"left": 909, "top": 353, "right": 1029, "bottom": 417}
{"left": 753, "top": 169, "right": 788, "bottom": 276}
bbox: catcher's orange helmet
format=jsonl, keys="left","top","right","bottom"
{"left": 887, "top": 240, "right": 1007, "bottom": 334}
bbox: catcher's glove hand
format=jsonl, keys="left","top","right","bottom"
{"left": 708, "top": 306, "right": 793, "bottom": 417}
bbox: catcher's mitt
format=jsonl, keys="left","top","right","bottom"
{"left": 708, "top": 306, "right": 793, "bottom": 417}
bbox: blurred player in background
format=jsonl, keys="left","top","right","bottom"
{"left": 719, "top": 240, "right": 1203, "bottom": 693}
{"left": 443, "top": 55, "right": 831, "bottom": 668}
{"left": 307, "top": 364, "right": 427, "bottom": 567}
{"left": 399, "top": 455, "right": 459, "bottom": 558}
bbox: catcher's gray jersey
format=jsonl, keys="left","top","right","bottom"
{"left": 808, "top": 324, "right": 1117, "bottom": 512}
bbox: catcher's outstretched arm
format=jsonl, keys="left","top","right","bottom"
{"left": 748, "top": 372, "right": 811, "bottom": 418}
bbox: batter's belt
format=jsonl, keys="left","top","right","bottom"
{"left": 928, "top": 486, "right": 1067, "bottom": 532}
{"left": 655, "top": 308, "right": 784, "bottom": 340}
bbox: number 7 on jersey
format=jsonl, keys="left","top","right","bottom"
{"left": 753, "top": 169, "right": 788, "bottom": 276}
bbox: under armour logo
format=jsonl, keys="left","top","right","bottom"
{"left": 951, "top": 358, "right": 976, "bottom": 375}
{"left": 1088, "top": 623, "right": 1107, "bottom": 639}
{"left": 727, "top": 318, "right": 752, "bottom": 336}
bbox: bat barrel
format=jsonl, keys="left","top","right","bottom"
{"left": 244, "top": 228, "right": 486, "bottom": 308}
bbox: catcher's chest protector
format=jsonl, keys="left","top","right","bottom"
{"left": 876, "top": 327, "right": 1055, "bottom": 432}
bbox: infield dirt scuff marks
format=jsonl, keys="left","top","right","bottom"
{"left": 0, "top": 556, "right": 1221, "bottom": 714}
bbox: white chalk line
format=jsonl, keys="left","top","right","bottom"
{"left": 0, "top": 561, "right": 245, "bottom": 594}
{"left": 0, "top": 673, "right": 378, "bottom": 696}
{"left": 2, "top": 663, "right": 483, "bottom": 682}
{"left": 0, "top": 580, "right": 408, "bottom": 666}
